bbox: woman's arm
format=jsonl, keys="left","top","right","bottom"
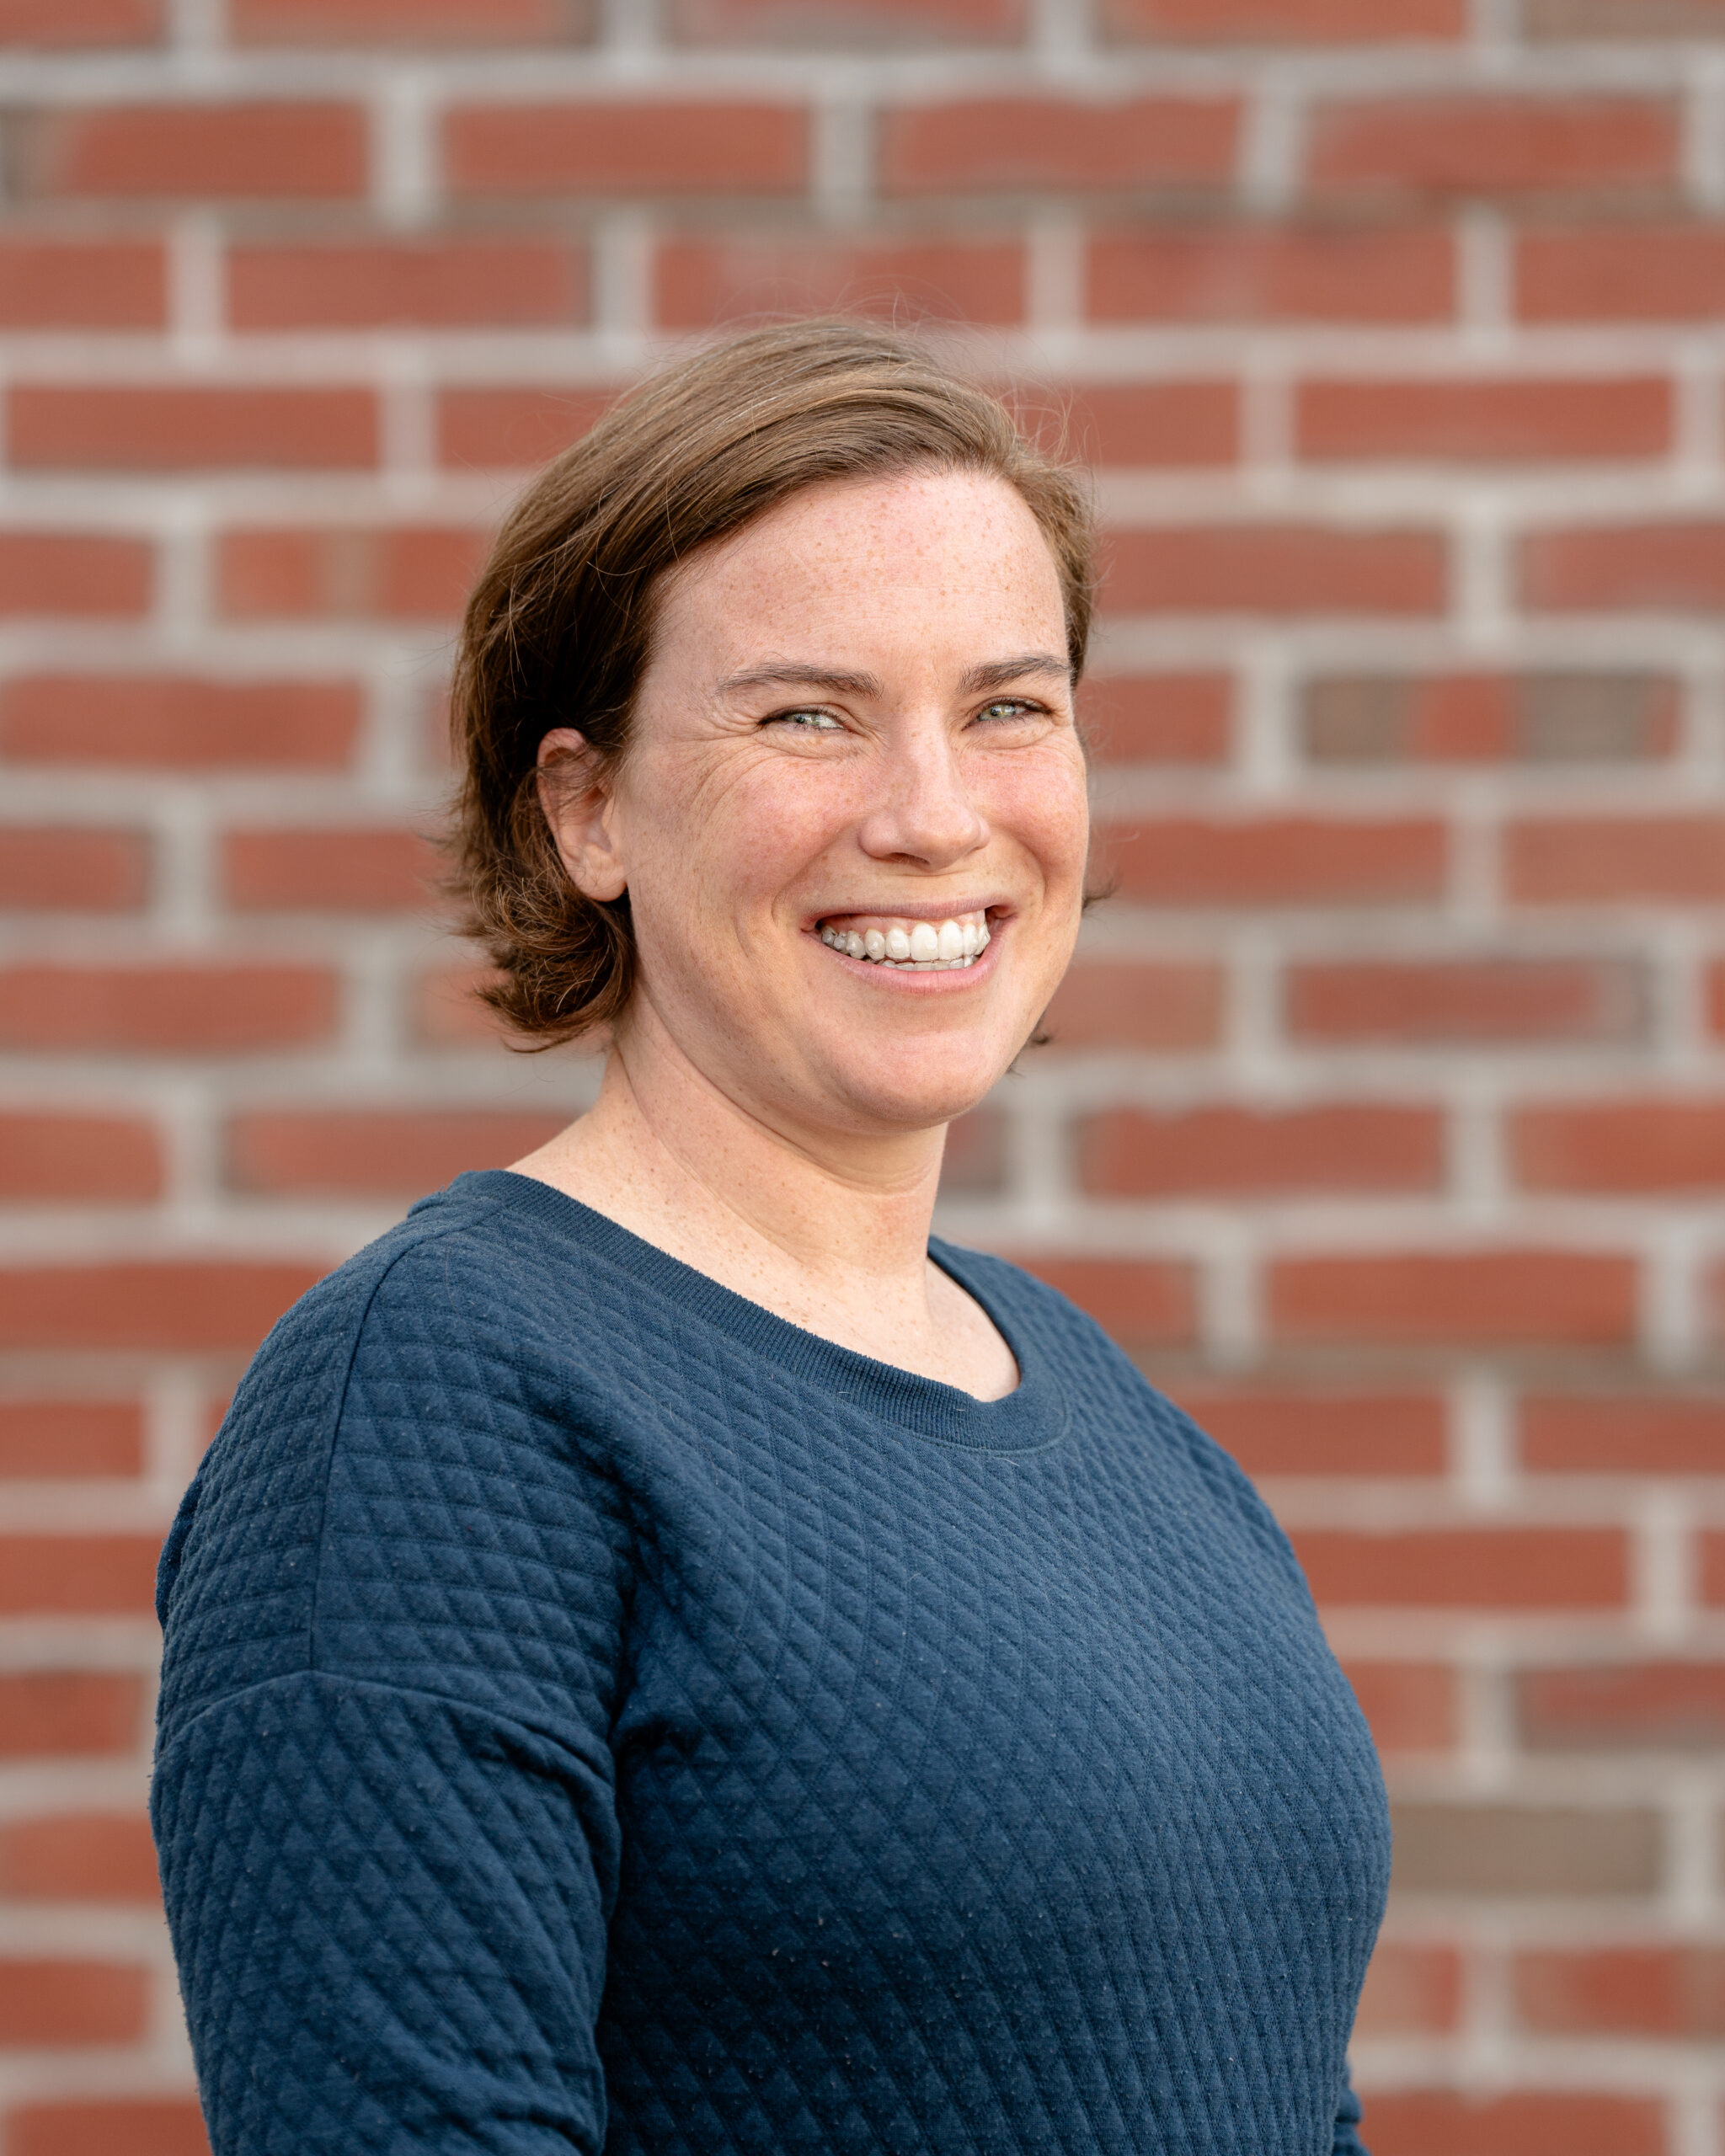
{"left": 152, "top": 1228, "right": 631, "bottom": 2153}
{"left": 1333, "top": 2075, "right": 1370, "bottom": 2155}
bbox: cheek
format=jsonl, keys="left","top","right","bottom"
{"left": 630, "top": 748, "right": 856, "bottom": 919}
{"left": 981, "top": 744, "right": 1091, "bottom": 889}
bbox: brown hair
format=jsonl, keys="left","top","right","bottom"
{"left": 448, "top": 318, "right": 1096, "bottom": 1048}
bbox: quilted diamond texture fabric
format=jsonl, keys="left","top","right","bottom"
{"left": 152, "top": 1170, "right": 1391, "bottom": 2154}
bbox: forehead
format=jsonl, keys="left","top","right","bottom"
{"left": 653, "top": 468, "right": 1067, "bottom": 659}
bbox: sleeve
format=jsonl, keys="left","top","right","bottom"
{"left": 151, "top": 1236, "right": 633, "bottom": 2154}
{"left": 1333, "top": 2074, "right": 1369, "bottom": 2155}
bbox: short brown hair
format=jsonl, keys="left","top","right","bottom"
{"left": 448, "top": 318, "right": 1096, "bottom": 1048}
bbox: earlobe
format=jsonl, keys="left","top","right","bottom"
{"left": 537, "top": 728, "right": 628, "bottom": 903}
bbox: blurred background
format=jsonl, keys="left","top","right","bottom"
{"left": 3, "top": 0, "right": 1725, "bottom": 2150}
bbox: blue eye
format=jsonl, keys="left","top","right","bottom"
{"left": 980, "top": 700, "right": 1033, "bottom": 722}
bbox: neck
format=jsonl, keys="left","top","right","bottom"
{"left": 519, "top": 1000, "right": 948, "bottom": 1298}
{"left": 510, "top": 1000, "right": 1019, "bottom": 1399}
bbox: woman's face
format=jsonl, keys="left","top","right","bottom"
{"left": 547, "top": 467, "right": 1090, "bottom": 1139}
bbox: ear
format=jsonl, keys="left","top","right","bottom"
{"left": 537, "top": 728, "right": 628, "bottom": 903}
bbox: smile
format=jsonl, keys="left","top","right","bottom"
{"left": 816, "top": 909, "right": 991, "bottom": 970}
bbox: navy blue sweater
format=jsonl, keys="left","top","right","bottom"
{"left": 152, "top": 1169, "right": 1390, "bottom": 2154}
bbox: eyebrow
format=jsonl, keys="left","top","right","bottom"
{"left": 716, "top": 653, "right": 1072, "bottom": 701}
{"left": 960, "top": 653, "right": 1072, "bottom": 694}
{"left": 717, "top": 664, "right": 883, "bottom": 699}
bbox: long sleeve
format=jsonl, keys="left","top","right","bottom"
{"left": 152, "top": 1227, "right": 633, "bottom": 2153}
{"left": 1333, "top": 2076, "right": 1370, "bottom": 2155}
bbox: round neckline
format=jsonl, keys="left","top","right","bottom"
{"left": 436, "top": 1169, "right": 1070, "bottom": 1456}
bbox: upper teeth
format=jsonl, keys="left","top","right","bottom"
{"left": 818, "top": 913, "right": 991, "bottom": 969}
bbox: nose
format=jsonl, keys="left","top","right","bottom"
{"left": 855, "top": 722, "right": 990, "bottom": 871}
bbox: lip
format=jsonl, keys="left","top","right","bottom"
{"left": 807, "top": 899, "right": 1011, "bottom": 929}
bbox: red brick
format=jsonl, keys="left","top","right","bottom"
{"left": 1057, "top": 383, "right": 1238, "bottom": 468}
{"left": 1359, "top": 2091, "right": 1663, "bottom": 2156}
{"left": 228, "top": 1109, "right": 565, "bottom": 1196}
{"left": 1089, "top": 224, "right": 1454, "bottom": 323}
{"left": 0, "top": 830, "right": 147, "bottom": 912}
{"left": 0, "top": 241, "right": 163, "bottom": 328}
{"left": 654, "top": 236, "right": 1025, "bottom": 329}
{"left": 413, "top": 962, "right": 510, "bottom": 1046}
{"left": 228, "top": 239, "right": 587, "bottom": 330}
{"left": 1523, "top": 520, "right": 1725, "bottom": 612}
{"left": 1297, "top": 375, "right": 1670, "bottom": 462}
{"left": 218, "top": 526, "right": 487, "bottom": 622}
{"left": 30, "top": 103, "right": 367, "bottom": 199}
{"left": 0, "top": 1814, "right": 158, "bottom": 1903}
{"left": 222, "top": 828, "right": 437, "bottom": 913}
{"left": 1519, "top": 222, "right": 1725, "bottom": 322}
{"left": 0, "top": 1113, "right": 160, "bottom": 1201}
{"left": 446, "top": 101, "right": 808, "bottom": 196}
{"left": 1294, "top": 1527, "right": 1630, "bottom": 1607}
{"left": 232, "top": 0, "right": 591, "bottom": 40}
{"left": 8, "top": 2100, "right": 210, "bottom": 2156}
{"left": 0, "top": 533, "right": 151, "bottom": 616}
{"left": 1080, "top": 1102, "right": 1442, "bottom": 1197}
{"left": 1039, "top": 962, "right": 1224, "bottom": 1050}
{"left": 1709, "top": 960, "right": 1725, "bottom": 1038}
{"left": 10, "top": 386, "right": 377, "bottom": 472}
{"left": 669, "top": 0, "right": 1023, "bottom": 40}
{"left": 938, "top": 1107, "right": 1006, "bottom": 1197}
{"left": 1301, "top": 670, "right": 1679, "bottom": 763}
{"left": 1342, "top": 1662, "right": 1458, "bottom": 1751}
{"left": 0, "top": 1536, "right": 163, "bottom": 1614}
{"left": 1306, "top": 95, "right": 1679, "bottom": 200}
{"left": 879, "top": 97, "right": 1239, "bottom": 193}
{"left": 1269, "top": 1249, "right": 1639, "bottom": 1347}
{"left": 1104, "top": 0, "right": 1460, "bottom": 35}
{"left": 1514, "top": 1098, "right": 1725, "bottom": 1193}
{"left": 1518, "top": 1945, "right": 1725, "bottom": 2036}
{"left": 1523, "top": 1395, "right": 1725, "bottom": 1474}
{"left": 1007, "top": 1257, "right": 1197, "bottom": 1346}
{"left": 1696, "top": 1534, "right": 1725, "bottom": 1604}
{"left": 0, "top": 1403, "right": 142, "bottom": 1479}
{"left": 1530, "top": 0, "right": 1725, "bottom": 32}
{"left": 1103, "top": 525, "right": 1446, "bottom": 615}
{"left": 1, "top": 676, "right": 360, "bottom": 770}
{"left": 0, "top": 1673, "right": 141, "bottom": 1758}
{"left": 1103, "top": 816, "right": 1446, "bottom": 907}
{"left": 0, "top": 1960, "right": 147, "bottom": 2044}
{"left": 1288, "top": 957, "right": 1645, "bottom": 1046}
{"left": 1521, "top": 1662, "right": 1725, "bottom": 1748}
{"left": 1078, "top": 675, "right": 1231, "bottom": 763}
{"left": 1354, "top": 1942, "right": 1462, "bottom": 2036}
{"left": 0, "top": 1262, "right": 323, "bottom": 1350}
{"left": 1509, "top": 816, "right": 1725, "bottom": 902}
{"left": 435, "top": 386, "right": 615, "bottom": 468}
{"left": 0, "top": 965, "right": 337, "bottom": 1053}
{"left": 1174, "top": 1388, "right": 1447, "bottom": 1476}
{"left": 0, "top": 0, "right": 161, "bottom": 40}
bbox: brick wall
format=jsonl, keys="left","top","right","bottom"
{"left": 3, "top": 0, "right": 1725, "bottom": 2150}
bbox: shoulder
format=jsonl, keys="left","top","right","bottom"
{"left": 932, "top": 1237, "right": 1172, "bottom": 1404}
{"left": 158, "top": 1176, "right": 644, "bottom": 1737}
{"left": 934, "top": 1237, "right": 1311, "bottom": 1586}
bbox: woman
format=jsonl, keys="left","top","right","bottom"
{"left": 152, "top": 321, "right": 1390, "bottom": 2154}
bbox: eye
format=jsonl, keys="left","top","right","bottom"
{"left": 977, "top": 698, "right": 1040, "bottom": 723}
{"left": 764, "top": 707, "right": 844, "bottom": 732}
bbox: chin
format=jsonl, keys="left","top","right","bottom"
{"left": 820, "top": 1042, "right": 1015, "bottom": 1134}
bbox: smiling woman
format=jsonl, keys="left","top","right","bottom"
{"left": 150, "top": 323, "right": 1391, "bottom": 2156}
